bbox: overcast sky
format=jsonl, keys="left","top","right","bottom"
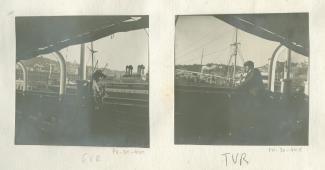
{"left": 175, "top": 16, "right": 308, "bottom": 67}
{"left": 44, "top": 29, "right": 149, "bottom": 71}
{"left": 40, "top": 15, "right": 308, "bottom": 71}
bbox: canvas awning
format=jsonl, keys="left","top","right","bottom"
{"left": 16, "top": 15, "right": 149, "bottom": 61}
{"left": 214, "top": 13, "right": 309, "bottom": 57}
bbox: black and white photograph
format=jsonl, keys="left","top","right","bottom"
{"left": 15, "top": 16, "right": 149, "bottom": 147}
{"left": 174, "top": 13, "right": 309, "bottom": 145}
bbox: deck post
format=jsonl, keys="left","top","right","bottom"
{"left": 79, "top": 44, "right": 87, "bottom": 80}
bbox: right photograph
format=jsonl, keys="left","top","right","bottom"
{"left": 174, "top": 13, "right": 309, "bottom": 145}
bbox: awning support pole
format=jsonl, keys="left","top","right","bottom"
{"left": 268, "top": 44, "right": 284, "bottom": 92}
{"left": 281, "top": 49, "right": 292, "bottom": 94}
{"left": 17, "top": 61, "right": 28, "bottom": 92}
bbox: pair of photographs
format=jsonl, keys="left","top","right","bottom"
{"left": 15, "top": 13, "right": 309, "bottom": 148}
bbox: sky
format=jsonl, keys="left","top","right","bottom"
{"left": 39, "top": 15, "right": 308, "bottom": 71}
{"left": 44, "top": 28, "right": 149, "bottom": 71}
{"left": 175, "top": 16, "right": 308, "bottom": 67}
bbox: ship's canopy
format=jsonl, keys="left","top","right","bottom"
{"left": 215, "top": 13, "right": 309, "bottom": 57}
{"left": 16, "top": 16, "right": 149, "bottom": 61}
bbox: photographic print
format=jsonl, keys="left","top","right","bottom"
{"left": 174, "top": 13, "right": 309, "bottom": 145}
{"left": 15, "top": 16, "right": 149, "bottom": 147}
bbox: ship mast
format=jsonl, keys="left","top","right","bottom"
{"left": 227, "top": 28, "right": 240, "bottom": 87}
{"left": 200, "top": 48, "right": 205, "bottom": 66}
{"left": 88, "top": 42, "right": 98, "bottom": 85}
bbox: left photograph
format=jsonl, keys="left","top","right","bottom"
{"left": 15, "top": 16, "right": 149, "bottom": 147}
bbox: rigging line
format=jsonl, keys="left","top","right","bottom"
{"left": 232, "top": 27, "right": 237, "bottom": 43}
{"left": 176, "top": 53, "right": 204, "bottom": 63}
{"left": 176, "top": 54, "right": 225, "bottom": 66}
{"left": 201, "top": 46, "right": 230, "bottom": 57}
{"left": 202, "top": 52, "right": 231, "bottom": 63}
{"left": 202, "top": 51, "right": 229, "bottom": 60}
{"left": 176, "top": 29, "right": 220, "bottom": 55}
{"left": 176, "top": 28, "right": 233, "bottom": 59}
{"left": 176, "top": 18, "right": 230, "bottom": 55}
{"left": 201, "top": 52, "right": 230, "bottom": 61}
{"left": 176, "top": 39, "right": 227, "bottom": 60}
{"left": 227, "top": 54, "right": 234, "bottom": 80}
{"left": 176, "top": 55, "right": 202, "bottom": 63}
{"left": 176, "top": 34, "right": 229, "bottom": 60}
{"left": 86, "top": 44, "right": 92, "bottom": 66}
{"left": 177, "top": 49, "right": 229, "bottom": 64}
{"left": 215, "top": 56, "right": 228, "bottom": 64}
{"left": 238, "top": 50, "right": 245, "bottom": 64}
{"left": 176, "top": 45, "right": 230, "bottom": 62}
{"left": 176, "top": 50, "right": 203, "bottom": 62}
